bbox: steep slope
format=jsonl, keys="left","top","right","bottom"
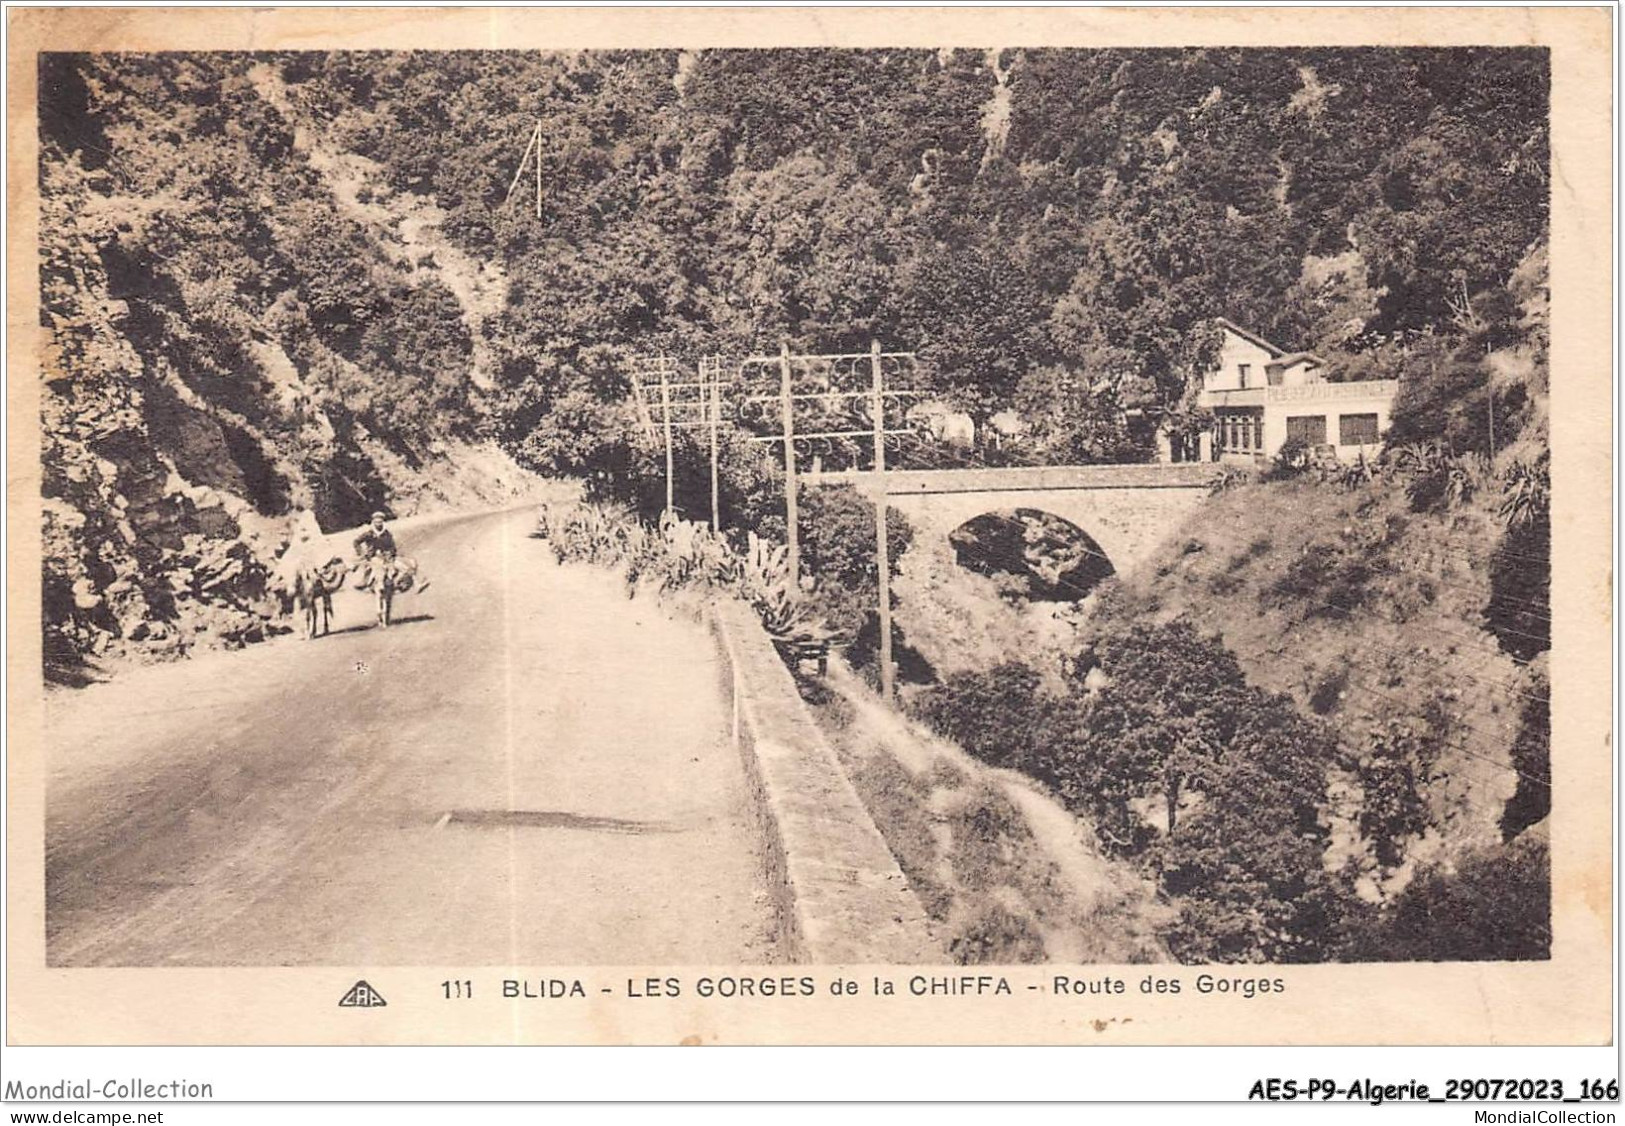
{"left": 38, "top": 54, "right": 534, "bottom": 678}
{"left": 1090, "top": 469, "right": 1546, "bottom": 870}
{"left": 247, "top": 62, "right": 508, "bottom": 390}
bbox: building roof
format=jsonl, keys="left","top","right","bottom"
{"left": 1269, "top": 351, "right": 1325, "bottom": 369}
{"left": 1264, "top": 352, "right": 1326, "bottom": 386}
{"left": 1212, "top": 317, "right": 1285, "bottom": 358}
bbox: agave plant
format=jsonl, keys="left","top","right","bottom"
{"left": 656, "top": 515, "right": 737, "bottom": 593}
{"left": 1388, "top": 440, "right": 1449, "bottom": 477}
{"left": 738, "top": 531, "right": 806, "bottom": 637}
{"left": 659, "top": 524, "right": 704, "bottom": 591}
{"left": 739, "top": 531, "right": 788, "bottom": 595}
{"left": 1390, "top": 441, "right": 1489, "bottom": 512}
{"left": 551, "top": 507, "right": 586, "bottom": 563}
{"left": 616, "top": 519, "right": 649, "bottom": 574}
{"left": 1499, "top": 456, "right": 1550, "bottom": 528}
{"left": 589, "top": 505, "right": 624, "bottom": 563}
{"left": 752, "top": 582, "right": 807, "bottom": 637}
{"left": 1443, "top": 452, "right": 1491, "bottom": 509}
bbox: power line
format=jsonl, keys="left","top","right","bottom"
{"left": 1229, "top": 638, "right": 1545, "bottom": 787}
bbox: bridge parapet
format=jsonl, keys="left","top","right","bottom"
{"left": 803, "top": 462, "right": 1223, "bottom": 496}
{"left": 709, "top": 599, "right": 941, "bottom": 963}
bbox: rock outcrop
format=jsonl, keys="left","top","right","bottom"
{"left": 38, "top": 54, "right": 531, "bottom": 681}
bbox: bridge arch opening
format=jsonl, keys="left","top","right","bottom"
{"left": 948, "top": 508, "right": 1116, "bottom": 602}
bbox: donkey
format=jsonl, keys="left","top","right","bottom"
{"left": 289, "top": 556, "right": 350, "bottom": 640}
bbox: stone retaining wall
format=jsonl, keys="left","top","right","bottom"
{"left": 709, "top": 598, "right": 940, "bottom": 964}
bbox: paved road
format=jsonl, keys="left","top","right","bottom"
{"left": 45, "top": 508, "right": 774, "bottom": 966}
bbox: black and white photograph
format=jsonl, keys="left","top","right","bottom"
{"left": 7, "top": 5, "right": 1613, "bottom": 1059}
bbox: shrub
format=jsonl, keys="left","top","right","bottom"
{"left": 948, "top": 900, "right": 1047, "bottom": 964}
{"left": 945, "top": 784, "right": 1034, "bottom": 893}
{"left": 1387, "top": 351, "right": 1537, "bottom": 462}
{"left": 798, "top": 484, "right": 913, "bottom": 590}
{"left": 914, "top": 663, "right": 1056, "bottom": 774}
{"left": 1486, "top": 498, "right": 1550, "bottom": 661}
{"left": 1499, "top": 456, "right": 1550, "bottom": 529}
{"left": 1500, "top": 668, "right": 1550, "bottom": 840}
{"left": 1271, "top": 436, "right": 1311, "bottom": 477}
{"left": 1058, "top": 621, "right": 1345, "bottom": 961}
{"left": 1058, "top": 621, "right": 1252, "bottom": 839}
{"left": 738, "top": 531, "right": 806, "bottom": 637}
{"left": 1336, "top": 452, "right": 1380, "bottom": 491}
{"left": 1356, "top": 722, "right": 1438, "bottom": 873}
{"left": 1388, "top": 442, "right": 1492, "bottom": 515}
{"left": 1152, "top": 691, "right": 1346, "bottom": 962}
{"left": 845, "top": 609, "right": 937, "bottom": 687}
{"left": 1209, "top": 464, "right": 1258, "bottom": 495}
{"left": 1341, "top": 833, "right": 1550, "bottom": 961}
{"left": 545, "top": 499, "right": 811, "bottom": 640}
{"left": 1267, "top": 541, "right": 1376, "bottom": 620}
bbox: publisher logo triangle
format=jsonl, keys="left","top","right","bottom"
{"left": 338, "top": 980, "right": 387, "bottom": 1008}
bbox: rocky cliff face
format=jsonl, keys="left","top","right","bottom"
{"left": 38, "top": 54, "right": 534, "bottom": 682}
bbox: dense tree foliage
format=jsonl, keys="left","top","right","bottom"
{"left": 917, "top": 621, "right": 1352, "bottom": 962}
{"left": 38, "top": 46, "right": 1550, "bottom": 953}
{"left": 42, "top": 47, "right": 1549, "bottom": 508}
{"left": 1342, "top": 832, "right": 1550, "bottom": 961}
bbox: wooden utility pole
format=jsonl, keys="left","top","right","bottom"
{"left": 709, "top": 360, "right": 722, "bottom": 533}
{"left": 505, "top": 122, "right": 544, "bottom": 220}
{"left": 779, "top": 342, "right": 800, "bottom": 583}
{"left": 658, "top": 357, "right": 675, "bottom": 517}
{"left": 869, "top": 340, "right": 895, "bottom": 703}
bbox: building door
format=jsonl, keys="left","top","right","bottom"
{"left": 1286, "top": 414, "right": 1327, "bottom": 446}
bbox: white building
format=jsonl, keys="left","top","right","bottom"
{"left": 907, "top": 399, "right": 975, "bottom": 446}
{"left": 1196, "top": 319, "right": 1398, "bottom": 463}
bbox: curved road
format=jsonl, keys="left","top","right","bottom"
{"left": 45, "top": 507, "right": 774, "bottom": 966}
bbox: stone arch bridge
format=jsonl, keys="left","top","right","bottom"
{"left": 802, "top": 463, "right": 1223, "bottom": 580}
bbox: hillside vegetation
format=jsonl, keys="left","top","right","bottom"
{"left": 910, "top": 315, "right": 1551, "bottom": 960}
{"left": 39, "top": 54, "right": 532, "bottom": 677}
{"left": 39, "top": 48, "right": 1551, "bottom": 961}
{"left": 40, "top": 47, "right": 1547, "bottom": 679}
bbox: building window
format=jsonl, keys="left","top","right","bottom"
{"left": 1286, "top": 415, "right": 1327, "bottom": 446}
{"left": 1339, "top": 413, "right": 1380, "bottom": 445}
{"left": 1215, "top": 409, "right": 1263, "bottom": 452}
{"left": 1238, "top": 363, "right": 1252, "bottom": 385}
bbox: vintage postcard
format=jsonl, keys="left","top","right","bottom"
{"left": 5, "top": 5, "right": 1613, "bottom": 1050}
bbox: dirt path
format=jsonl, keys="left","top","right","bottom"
{"left": 825, "top": 660, "right": 1162, "bottom": 958}
{"left": 45, "top": 508, "right": 774, "bottom": 966}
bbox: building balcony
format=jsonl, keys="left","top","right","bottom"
{"left": 1197, "top": 387, "right": 1267, "bottom": 408}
